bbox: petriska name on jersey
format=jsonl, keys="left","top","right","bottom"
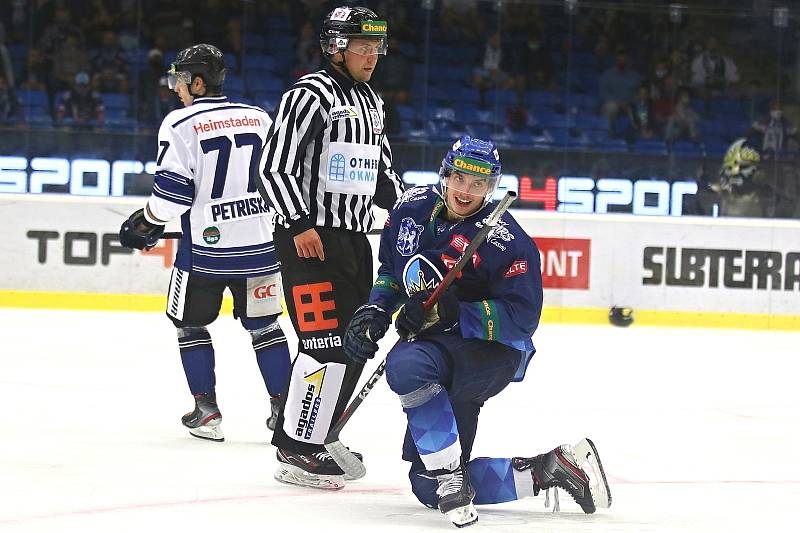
{"left": 193, "top": 115, "right": 263, "bottom": 134}
{"left": 205, "top": 193, "right": 271, "bottom": 224}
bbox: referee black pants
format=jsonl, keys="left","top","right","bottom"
{"left": 271, "top": 225, "right": 373, "bottom": 454}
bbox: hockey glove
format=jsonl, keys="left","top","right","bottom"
{"left": 395, "top": 288, "right": 460, "bottom": 340}
{"left": 343, "top": 304, "right": 391, "bottom": 364}
{"left": 119, "top": 208, "right": 165, "bottom": 250}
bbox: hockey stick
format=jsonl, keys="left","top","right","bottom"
{"left": 324, "top": 191, "right": 517, "bottom": 480}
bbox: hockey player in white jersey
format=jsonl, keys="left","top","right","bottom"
{"left": 119, "top": 44, "right": 290, "bottom": 442}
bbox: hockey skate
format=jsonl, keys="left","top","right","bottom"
{"left": 181, "top": 392, "right": 224, "bottom": 442}
{"left": 266, "top": 395, "right": 280, "bottom": 431}
{"left": 513, "top": 437, "right": 611, "bottom": 514}
{"left": 274, "top": 448, "right": 365, "bottom": 489}
{"left": 429, "top": 460, "right": 478, "bottom": 528}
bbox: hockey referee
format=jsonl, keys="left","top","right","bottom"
{"left": 256, "top": 6, "right": 403, "bottom": 489}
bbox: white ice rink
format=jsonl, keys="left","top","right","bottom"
{"left": 3, "top": 308, "right": 799, "bottom": 532}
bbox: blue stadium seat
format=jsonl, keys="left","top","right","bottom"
{"left": 535, "top": 111, "right": 572, "bottom": 129}
{"left": 104, "top": 107, "right": 129, "bottom": 119}
{"left": 486, "top": 89, "right": 518, "bottom": 107}
{"left": 244, "top": 33, "right": 268, "bottom": 52}
{"left": 601, "top": 139, "right": 630, "bottom": 153}
{"left": 450, "top": 86, "right": 480, "bottom": 105}
{"left": 670, "top": 141, "right": 705, "bottom": 157}
{"left": 397, "top": 105, "right": 417, "bottom": 122}
{"left": 245, "top": 73, "right": 285, "bottom": 94}
{"left": 223, "top": 53, "right": 238, "bottom": 73}
{"left": 225, "top": 75, "right": 246, "bottom": 94}
{"left": 242, "top": 55, "right": 279, "bottom": 71}
{"left": 634, "top": 139, "right": 668, "bottom": 155}
{"left": 525, "top": 90, "right": 560, "bottom": 108}
{"left": 17, "top": 90, "right": 48, "bottom": 107}
{"left": 102, "top": 93, "right": 129, "bottom": 110}
{"left": 573, "top": 113, "right": 608, "bottom": 131}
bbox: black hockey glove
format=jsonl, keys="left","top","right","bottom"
{"left": 343, "top": 304, "right": 391, "bottom": 364}
{"left": 119, "top": 208, "right": 165, "bottom": 250}
{"left": 395, "top": 288, "right": 460, "bottom": 340}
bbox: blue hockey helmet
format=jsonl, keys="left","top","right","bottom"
{"left": 438, "top": 135, "right": 502, "bottom": 209}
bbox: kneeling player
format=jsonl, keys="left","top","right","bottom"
{"left": 343, "top": 136, "right": 611, "bottom": 527}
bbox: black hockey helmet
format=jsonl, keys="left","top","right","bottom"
{"left": 168, "top": 43, "right": 226, "bottom": 90}
{"left": 320, "top": 6, "right": 388, "bottom": 57}
{"left": 608, "top": 306, "right": 634, "bottom": 327}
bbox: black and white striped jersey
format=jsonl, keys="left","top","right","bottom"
{"left": 145, "top": 95, "right": 279, "bottom": 278}
{"left": 256, "top": 65, "right": 403, "bottom": 235}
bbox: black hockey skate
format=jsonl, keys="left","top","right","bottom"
{"left": 266, "top": 395, "right": 280, "bottom": 431}
{"left": 181, "top": 392, "right": 223, "bottom": 442}
{"left": 274, "top": 448, "right": 365, "bottom": 490}
{"left": 513, "top": 437, "right": 611, "bottom": 513}
{"left": 428, "top": 460, "right": 478, "bottom": 528}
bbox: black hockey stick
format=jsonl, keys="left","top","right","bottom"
{"left": 324, "top": 191, "right": 517, "bottom": 480}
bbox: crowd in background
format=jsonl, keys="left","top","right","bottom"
{"left": 0, "top": 0, "right": 798, "bottom": 217}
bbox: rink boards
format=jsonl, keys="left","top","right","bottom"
{"left": 2, "top": 193, "right": 798, "bottom": 330}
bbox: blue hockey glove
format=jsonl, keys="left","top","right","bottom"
{"left": 343, "top": 304, "right": 391, "bottom": 364}
{"left": 395, "top": 288, "right": 460, "bottom": 340}
{"left": 119, "top": 208, "right": 165, "bottom": 250}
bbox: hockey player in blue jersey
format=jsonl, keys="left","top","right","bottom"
{"left": 343, "top": 136, "right": 611, "bottom": 527}
{"left": 118, "top": 44, "right": 291, "bottom": 442}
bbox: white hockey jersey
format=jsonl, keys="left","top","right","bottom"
{"left": 146, "top": 96, "right": 277, "bottom": 278}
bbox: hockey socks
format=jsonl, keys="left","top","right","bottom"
{"left": 468, "top": 458, "right": 534, "bottom": 504}
{"left": 177, "top": 326, "right": 216, "bottom": 395}
{"left": 249, "top": 321, "right": 290, "bottom": 398}
{"left": 404, "top": 387, "right": 462, "bottom": 470}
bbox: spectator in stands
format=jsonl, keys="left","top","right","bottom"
{"left": 90, "top": 31, "right": 129, "bottom": 93}
{"left": 691, "top": 37, "right": 739, "bottom": 101}
{"left": 667, "top": 48, "right": 691, "bottom": 89}
{"left": 152, "top": 75, "right": 179, "bottom": 123}
{"left": 292, "top": 21, "right": 322, "bottom": 80}
{"left": 83, "top": 0, "right": 117, "bottom": 47}
{"left": 38, "top": 7, "right": 85, "bottom": 56}
{"left": 665, "top": 87, "right": 700, "bottom": 143}
{"left": 137, "top": 48, "right": 165, "bottom": 126}
{"left": 651, "top": 73, "right": 676, "bottom": 133}
{"left": 0, "top": 73, "right": 21, "bottom": 124}
{"left": 19, "top": 48, "right": 47, "bottom": 92}
{"left": 49, "top": 34, "right": 90, "bottom": 97}
{"left": 0, "top": 22, "right": 15, "bottom": 91}
{"left": 473, "top": 32, "right": 512, "bottom": 106}
{"left": 598, "top": 48, "right": 641, "bottom": 137}
{"left": 593, "top": 34, "right": 614, "bottom": 73}
{"left": 629, "top": 84, "right": 656, "bottom": 140}
{"left": 56, "top": 71, "right": 104, "bottom": 130}
{"left": 750, "top": 99, "right": 797, "bottom": 155}
{"left": 509, "top": 31, "right": 555, "bottom": 98}
{"left": 440, "top": 0, "right": 481, "bottom": 44}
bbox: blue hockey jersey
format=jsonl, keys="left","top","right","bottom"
{"left": 368, "top": 186, "right": 543, "bottom": 381}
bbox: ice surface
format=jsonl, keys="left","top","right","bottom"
{"left": 3, "top": 308, "right": 799, "bottom": 532}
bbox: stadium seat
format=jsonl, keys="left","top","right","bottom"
{"left": 633, "top": 139, "right": 668, "bottom": 155}
{"left": 102, "top": 93, "right": 130, "bottom": 110}
{"left": 17, "top": 90, "right": 48, "bottom": 107}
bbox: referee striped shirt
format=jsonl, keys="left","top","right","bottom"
{"left": 257, "top": 65, "right": 403, "bottom": 235}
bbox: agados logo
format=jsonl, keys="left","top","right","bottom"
{"left": 453, "top": 156, "right": 492, "bottom": 175}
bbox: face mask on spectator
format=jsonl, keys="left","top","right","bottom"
{"left": 770, "top": 110, "right": 782, "bottom": 120}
